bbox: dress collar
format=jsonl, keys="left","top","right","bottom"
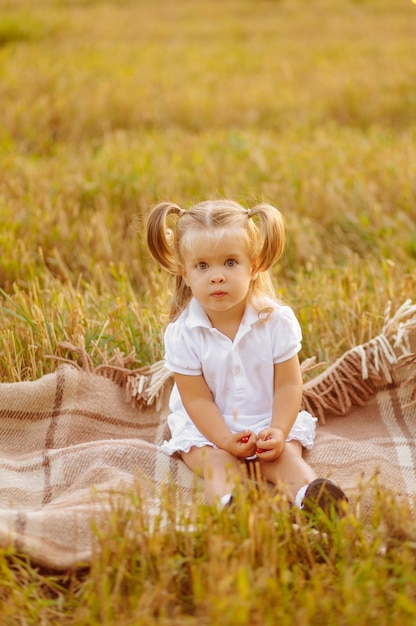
{"left": 185, "top": 297, "right": 261, "bottom": 330}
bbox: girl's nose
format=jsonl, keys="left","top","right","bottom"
{"left": 210, "top": 272, "right": 225, "bottom": 283}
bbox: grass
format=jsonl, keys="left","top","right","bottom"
{"left": 0, "top": 0, "right": 415, "bottom": 622}
{"left": 1, "top": 481, "right": 416, "bottom": 625}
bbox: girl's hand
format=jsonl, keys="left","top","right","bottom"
{"left": 222, "top": 431, "right": 256, "bottom": 458}
{"left": 255, "top": 427, "right": 286, "bottom": 460}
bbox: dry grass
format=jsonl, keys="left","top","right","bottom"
{"left": 1, "top": 480, "right": 416, "bottom": 625}
{"left": 0, "top": 0, "right": 416, "bottom": 622}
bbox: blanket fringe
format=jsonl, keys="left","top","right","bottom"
{"left": 301, "top": 300, "right": 416, "bottom": 423}
{"left": 48, "top": 341, "right": 171, "bottom": 411}
{"left": 49, "top": 300, "right": 416, "bottom": 421}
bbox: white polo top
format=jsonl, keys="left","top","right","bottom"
{"left": 162, "top": 297, "right": 306, "bottom": 454}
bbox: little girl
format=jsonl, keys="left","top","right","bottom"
{"left": 146, "top": 199, "right": 347, "bottom": 514}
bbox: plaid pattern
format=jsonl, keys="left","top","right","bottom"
{"left": 0, "top": 368, "right": 195, "bottom": 569}
{"left": 0, "top": 326, "right": 415, "bottom": 569}
{"left": 306, "top": 382, "right": 416, "bottom": 499}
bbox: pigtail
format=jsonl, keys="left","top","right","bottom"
{"left": 169, "top": 275, "right": 192, "bottom": 321}
{"left": 248, "top": 203, "right": 286, "bottom": 272}
{"left": 146, "top": 202, "right": 193, "bottom": 321}
{"left": 146, "top": 202, "right": 183, "bottom": 274}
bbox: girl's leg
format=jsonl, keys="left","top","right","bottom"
{"left": 181, "top": 445, "right": 241, "bottom": 505}
{"left": 258, "top": 440, "right": 317, "bottom": 503}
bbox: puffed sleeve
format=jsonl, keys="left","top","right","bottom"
{"left": 270, "top": 305, "right": 302, "bottom": 363}
{"left": 164, "top": 318, "right": 202, "bottom": 376}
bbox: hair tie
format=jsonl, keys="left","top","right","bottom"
{"left": 178, "top": 209, "right": 185, "bottom": 217}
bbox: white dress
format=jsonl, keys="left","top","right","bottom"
{"left": 162, "top": 297, "right": 317, "bottom": 455}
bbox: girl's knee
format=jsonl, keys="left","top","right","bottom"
{"left": 203, "top": 448, "right": 240, "bottom": 477}
{"left": 208, "top": 448, "right": 237, "bottom": 464}
{"left": 182, "top": 445, "right": 237, "bottom": 474}
{"left": 284, "top": 439, "right": 303, "bottom": 457}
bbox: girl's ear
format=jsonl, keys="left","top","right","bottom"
{"left": 251, "top": 261, "right": 259, "bottom": 281}
{"left": 179, "top": 265, "right": 190, "bottom": 285}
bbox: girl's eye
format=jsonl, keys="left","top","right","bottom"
{"left": 225, "top": 259, "right": 237, "bottom": 267}
{"left": 197, "top": 262, "right": 208, "bottom": 270}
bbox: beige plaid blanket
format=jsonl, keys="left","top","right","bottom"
{"left": 0, "top": 301, "right": 415, "bottom": 570}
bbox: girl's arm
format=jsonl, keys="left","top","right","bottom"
{"left": 256, "top": 354, "right": 303, "bottom": 459}
{"left": 173, "top": 372, "right": 256, "bottom": 457}
{"left": 271, "top": 354, "right": 303, "bottom": 435}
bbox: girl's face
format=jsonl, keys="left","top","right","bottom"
{"left": 181, "top": 229, "right": 257, "bottom": 323}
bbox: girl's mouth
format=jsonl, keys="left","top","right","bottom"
{"left": 212, "top": 291, "right": 226, "bottom": 298}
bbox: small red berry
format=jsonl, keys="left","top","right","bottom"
{"left": 241, "top": 435, "right": 249, "bottom": 443}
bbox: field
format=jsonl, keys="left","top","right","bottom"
{"left": 0, "top": 0, "right": 415, "bottom": 623}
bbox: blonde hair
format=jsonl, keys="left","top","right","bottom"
{"left": 146, "top": 199, "right": 286, "bottom": 321}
